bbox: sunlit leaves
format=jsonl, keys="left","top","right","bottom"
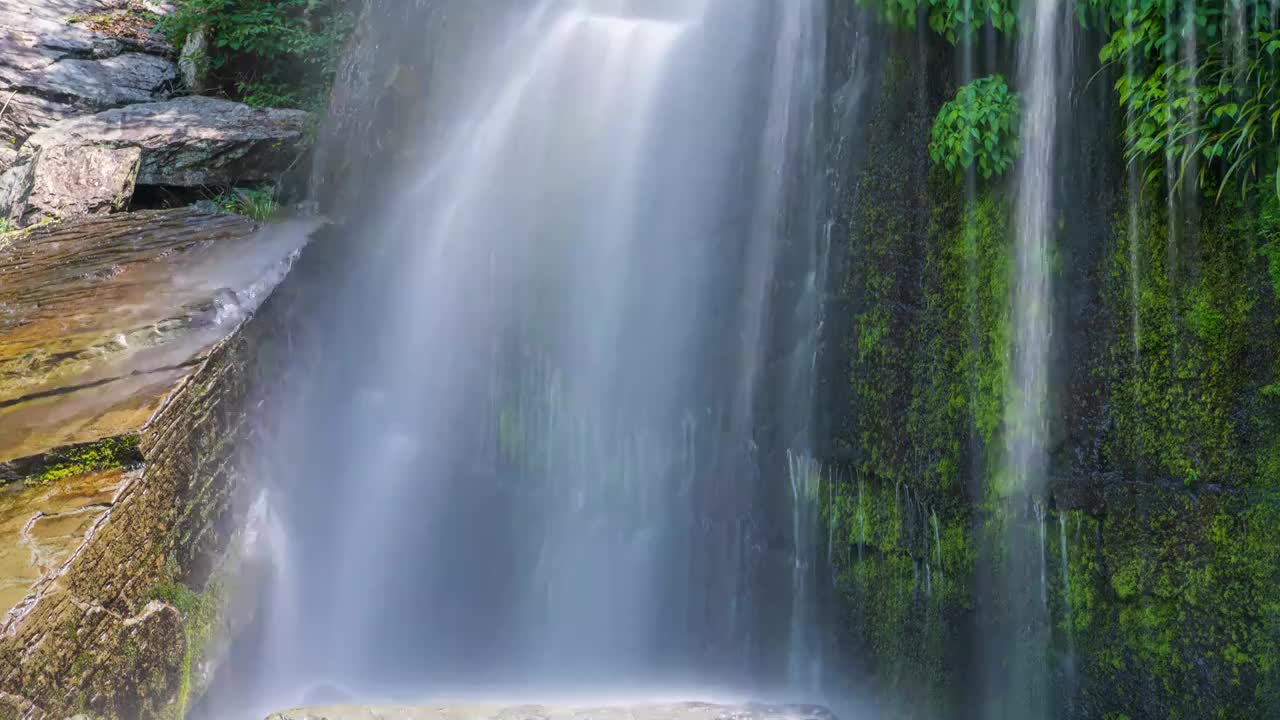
{"left": 156, "top": 0, "right": 353, "bottom": 110}
{"left": 929, "top": 75, "right": 1022, "bottom": 180}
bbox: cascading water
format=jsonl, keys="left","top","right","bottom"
{"left": 994, "top": 0, "right": 1066, "bottom": 716}
{"left": 208, "top": 0, "right": 834, "bottom": 716}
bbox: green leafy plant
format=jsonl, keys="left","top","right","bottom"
{"left": 157, "top": 0, "right": 353, "bottom": 110}
{"left": 214, "top": 186, "right": 279, "bottom": 221}
{"left": 0, "top": 218, "right": 12, "bottom": 234}
{"left": 1084, "top": 0, "right": 1280, "bottom": 200}
{"left": 930, "top": 75, "right": 1022, "bottom": 179}
{"left": 855, "top": 0, "right": 1017, "bottom": 43}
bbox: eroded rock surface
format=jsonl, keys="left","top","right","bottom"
{"left": 266, "top": 704, "right": 839, "bottom": 720}
{"left": 3, "top": 96, "right": 310, "bottom": 225}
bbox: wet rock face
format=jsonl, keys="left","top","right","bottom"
{"left": 266, "top": 704, "right": 840, "bottom": 720}
{"left": 0, "top": 209, "right": 279, "bottom": 464}
{"left": 3, "top": 97, "right": 310, "bottom": 226}
{"left": 0, "top": 210, "right": 311, "bottom": 719}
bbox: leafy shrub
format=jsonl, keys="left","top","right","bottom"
{"left": 855, "top": 0, "right": 1017, "bottom": 43}
{"left": 158, "top": 0, "right": 353, "bottom": 111}
{"left": 929, "top": 75, "right": 1021, "bottom": 179}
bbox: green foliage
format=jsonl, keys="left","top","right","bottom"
{"left": 930, "top": 76, "right": 1021, "bottom": 180}
{"left": 158, "top": 0, "right": 353, "bottom": 110}
{"left": 1085, "top": 0, "right": 1280, "bottom": 201}
{"left": 214, "top": 186, "right": 279, "bottom": 221}
{"left": 855, "top": 0, "right": 1017, "bottom": 43}
{"left": 149, "top": 579, "right": 199, "bottom": 615}
{"left": 0, "top": 218, "right": 12, "bottom": 234}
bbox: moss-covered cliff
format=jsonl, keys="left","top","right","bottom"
{"left": 821, "top": 13, "right": 1280, "bottom": 719}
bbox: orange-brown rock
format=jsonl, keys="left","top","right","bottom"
{"left": 0, "top": 209, "right": 308, "bottom": 718}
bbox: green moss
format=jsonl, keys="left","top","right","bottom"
{"left": 69, "top": 652, "right": 91, "bottom": 678}
{"left": 23, "top": 435, "right": 143, "bottom": 486}
{"left": 1109, "top": 560, "right": 1142, "bottom": 600}
{"left": 152, "top": 575, "right": 221, "bottom": 720}
{"left": 1103, "top": 197, "right": 1270, "bottom": 488}
{"left": 1069, "top": 484, "right": 1280, "bottom": 716}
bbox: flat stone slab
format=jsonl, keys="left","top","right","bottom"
{"left": 0, "top": 208, "right": 308, "bottom": 466}
{"left": 266, "top": 704, "right": 838, "bottom": 720}
{"left": 0, "top": 466, "right": 133, "bottom": 611}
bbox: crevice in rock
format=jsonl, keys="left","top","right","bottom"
{"left": 128, "top": 183, "right": 220, "bottom": 211}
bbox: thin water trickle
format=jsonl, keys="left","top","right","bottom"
{"left": 1125, "top": 0, "right": 1141, "bottom": 358}
{"left": 857, "top": 480, "right": 866, "bottom": 563}
{"left": 932, "top": 509, "right": 942, "bottom": 588}
{"left": 1036, "top": 501, "right": 1048, "bottom": 609}
{"left": 1057, "top": 511, "right": 1070, "bottom": 597}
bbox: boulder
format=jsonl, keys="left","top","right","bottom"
{"left": 2, "top": 96, "right": 310, "bottom": 225}
{"left": 179, "top": 26, "right": 211, "bottom": 94}
{"left": 265, "top": 705, "right": 838, "bottom": 720}
{"left": 0, "top": 0, "right": 177, "bottom": 144}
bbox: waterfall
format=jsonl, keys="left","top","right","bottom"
{"left": 997, "top": 0, "right": 1066, "bottom": 715}
{"left": 932, "top": 509, "right": 943, "bottom": 590}
{"left": 214, "top": 0, "right": 834, "bottom": 715}
{"left": 857, "top": 480, "right": 865, "bottom": 563}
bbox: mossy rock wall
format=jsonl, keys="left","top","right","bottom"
{"left": 821, "top": 19, "right": 1280, "bottom": 720}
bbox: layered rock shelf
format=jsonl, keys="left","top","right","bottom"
{"left": 0, "top": 209, "right": 309, "bottom": 718}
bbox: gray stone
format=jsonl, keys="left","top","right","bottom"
{"left": 0, "top": 0, "right": 177, "bottom": 146}
{"left": 7, "top": 143, "right": 141, "bottom": 222}
{"left": 179, "top": 26, "right": 211, "bottom": 94}
{"left": 0, "top": 138, "right": 14, "bottom": 173}
{"left": 3, "top": 96, "right": 309, "bottom": 225}
{"left": 265, "top": 704, "right": 839, "bottom": 720}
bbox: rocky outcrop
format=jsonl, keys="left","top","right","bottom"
{"left": 0, "top": 209, "right": 305, "bottom": 464}
{"left": 0, "top": 0, "right": 177, "bottom": 164}
{"left": 0, "top": 209, "right": 311, "bottom": 719}
{"left": 2, "top": 97, "right": 310, "bottom": 226}
{"left": 265, "top": 704, "right": 839, "bottom": 720}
